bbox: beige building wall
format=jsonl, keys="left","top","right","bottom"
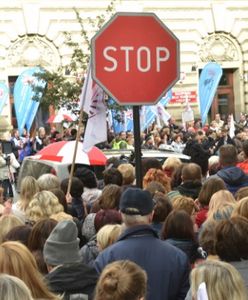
{"left": 0, "top": 0, "right": 247, "bottom": 125}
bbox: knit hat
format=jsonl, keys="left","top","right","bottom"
{"left": 43, "top": 220, "right": 80, "bottom": 265}
{"left": 119, "top": 188, "right": 154, "bottom": 216}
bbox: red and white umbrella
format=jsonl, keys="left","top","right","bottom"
{"left": 35, "top": 141, "right": 107, "bottom": 165}
{"left": 47, "top": 114, "right": 76, "bottom": 124}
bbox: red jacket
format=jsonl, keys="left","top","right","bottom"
{"left": 237, "top": 160, "right": 248, "bottom": 174}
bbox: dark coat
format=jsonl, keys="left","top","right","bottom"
{"left": 176, "top": 181, "right": 202, "bottom": 200}
{"left": 94, "top": 225, "right": 190, "bottom": 300}
{"left": 216, "top": 166, "right": 248, "bottom": 194}
{"left": 45, "top": 262, "right": 98, "bottom": 300}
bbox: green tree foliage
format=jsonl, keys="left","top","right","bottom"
{"left": 32, "top": 1, "right": 122, "bottom": 116}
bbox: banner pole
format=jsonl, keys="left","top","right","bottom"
{"left": 133, "top": 105, "right": 142, "bottom": 188}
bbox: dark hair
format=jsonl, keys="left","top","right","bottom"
{"left": 94, "top": 209, "right": 122, "bottom": 232}
{"left": 171, "top": 163, "right": 185, "bottom": 188}
{"left": 198, "top": 178, "right": 226, "bottom": 207}
{"left": 50, "top": 188, "right": 68, "bottom": 212}
{"left": 3, "top": 225, "right": 32, "bottom": 247}
{"left": 215, "top": 216, "right": 248, "bottom": 261}
{"left": 219, "top": 145, "right": 237, "bottom": 166}
{"left": 28, "top": 218, "right": 57, "bottom": 252}
{"left": 103, "top": 168, "right": 123, "bottom": 186}
{"left": 141, "top": 158, "right": 162, "bottom": 178}
{"left": 242, "top": 140, "right": 248, "bottom": 158}
{"left": 161, "top": 210, "right": 195, "bottom": 241}
{"left": 152, "top": 192, "right": 172, "bottom": 223}
{"left": 74, "top": 167, "right": 97, "bottom": 189}
{"left": 60, "top": 177, "right": 84, "bottom": 198}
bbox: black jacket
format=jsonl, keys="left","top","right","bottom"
{"left": 45, "top": 262, "right": 98, "bottom": 300}
{"left": 176, "top": 181, "right": 202, "bottom": 200}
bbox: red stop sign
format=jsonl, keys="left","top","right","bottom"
{"left": 92, "top": 12, "right": 180, "bottom": 105}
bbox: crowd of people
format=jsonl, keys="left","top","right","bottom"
{"left": 0, "top": 113, "right": 247, "bottom": 299}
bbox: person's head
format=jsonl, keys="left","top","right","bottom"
{"left": 141, "top": 158, "right": 162, "bottom": 178}
{"left": 74, "top": 167, "right": 98, "bottom": 189}
{"left": 94, "top": 260, "right": 147, "bottom": 300}
{"left": 190, "top": 260, "right": 247, "bottom": 300}
{"left": 38, "top": 127, "right": 46, "bottom": 138}
{"left": 207, "top": 190, "right": 236, "bottom": 222}
{"left": 219, "top": 144, "right": 237, "bottom": 167}
{"left": 37, "top": 174, "right": 60, "bottom": 191}
{"left": 198, "top": 177, "right": 226, "bottom": 207}
{"left": 231, "top": 197, "right": 248, "bottom": 219}
{"left": 235, "top": 186, "right": 248, "bottom": 201}
{"left": 28, "top": 218, "right": 57, "bottom": 252}
{"left": 61, "top": 177, "right": 84, "bottom": 198}
{"left": 119, "top": 188, "right": 154, "bottom": 227}
{"left": 0, "top": 274, "right": 34, "bottom": 300}
{"left": 161, "top": 210, "right": 195, "bottom": 241}
{"left": 214, "top": 216, "right": 248, "bottom": 262}
{"left": 26, "top": 191, "right": 64, "bottom": 223}
{"left": 145, "top": 181, "right": 166, "bottom": 196}
{"left": 103, "top": 168, "right": 123, "bottom": 186}
{"left": 19, "top": 176, "right": 40, "bottom": 210}
{"left": 43, "top": 220, "right": 80, "bottom": 268}
{"left": 152, "top": 192, "right": 172, "bottom": 223}
{"left": 0, "top": 241, "right": 58, "bottom": 299}
{"left": 143, "top": 168, "right": 171, "bottom": 193}
{"left": 117, "top": 163, "right": 135, "bottom": 185}
{"left": 96, "top": 224, "right": 122, "bottom": 251}
{"left": 162, "top": 157, "right": 182, "bottom": 177}
{"left": 172, "top": 195, "right": 198, "bottom": 217}
{"left": 181, "top": 163, "right": 202, "bottom": 182}
{"left": 0, "top": 215, "right": 24, "bottom": 243}
{"left": 50, "top": 188, "right": 67, "bottom": 212}
{"left": 241, "top": 139, "right": 248, "bottom": 158}
{"left": 98, "top": 184, "right": 121, "bottom": 210}
{"left": 198, "top": 220, "right": 217, "bottom": 256}
{"left": 94, "top": 209, "right": 122, "bottom": 233}
{"left": 3, "top": 225, "right": 32, "bottom": 247}
{"left": 215, "top": 113, "right": 221, "bottom": 122}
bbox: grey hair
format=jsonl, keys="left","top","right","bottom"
{"left": 0, "top": 274, "right": 33, "bottom": 300}
{"left": 121, "top": 213, "right": 150, "bottom": 227}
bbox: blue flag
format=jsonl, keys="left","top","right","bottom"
{"left": 0, "top": 82, "right": 9, "bottom": 115}
{"left": 199, "top": 62, "right": 223, "bottom": 124}
{"left": 14, "top": 67, "right": 46, "bottom": 135}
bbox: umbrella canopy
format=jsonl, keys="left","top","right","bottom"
{"left": 47, "top": 114, "right": 76, "bottom": 124}
{"left": 36, "top": 141, "right": 107, "bottom": 165}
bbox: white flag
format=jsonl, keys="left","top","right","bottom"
{"left": 156, "top": 103, "right": 171, "bottom": 125}
{"left": 80, "top": 65, "right": 107, "bottom": 152}
{"left": 229, "top": 114, "right": 235, "bottom": 138}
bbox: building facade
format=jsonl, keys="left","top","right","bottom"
{"left": 0, "top": 0, "right": 248, "bottom": 127}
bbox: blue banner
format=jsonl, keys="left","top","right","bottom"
{"left": 0, "top": 82, "right": 9, "bottom": 115}
{"left": 199, "top": 62, "right": 223, "bottom": 124}
{"left": 141, "top": 90, "right": 172, "bottom": 131}
{"left": 14, "top": 67, "right": 46, "bottom": 135}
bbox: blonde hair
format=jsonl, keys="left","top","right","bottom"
{"left": 50, "top": 211, "right": 73, "bottom": 222}
{"left": 37, "top": 174, "right": 60, "bottom": 191}
{"left": 172, "top": 195, "right": 197, "bottom": 216}
{"left": 19, "top": 176, "right": 40, "bottom": 211}
{"left": 0, "top": 215, "right": 24, "bottom": 243}
{"left": 207, "top": 190, "right": 236, "bottom": 222}
{"left": 232, "top": 197, "right": 248, "bottom": 219}
{"left": 191, "top": 260, "right": 247, "bottom": 300}
{"left": 94, "top": 260, "right": 147, "bottom": 300}
{"left": 162, "top": 157, "right": 182, "bottom": 172}
{"left": 26, "top": 191, "right": 64, "bottom": 222}
{"left": 0, "top": 241, "right": 59, "bottom": 299}
{"left": 117, "top": 164, "right": 135, "bottom": 185}
{"left": 0, "top": 274, "right": 34, "bottom": 300}
{"left": 97, "top": 224, "right": 122, "bottom": 251}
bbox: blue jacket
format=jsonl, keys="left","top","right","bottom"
{"left": 216, "top": 166, "right": 248, "bottom": 194}
{"left": 94, "top": 225, "right": 190, "bottom": 300}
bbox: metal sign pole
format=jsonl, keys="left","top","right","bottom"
{"left": 133, "top": 106, "right": 142, "bottom": 188}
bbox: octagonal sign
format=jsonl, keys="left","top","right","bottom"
{"left": 91, "top": 12, "right": 180, "bottom": 105}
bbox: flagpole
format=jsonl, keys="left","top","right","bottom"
{"left": 66, "top": 62, "right": 91, "bottom": 197}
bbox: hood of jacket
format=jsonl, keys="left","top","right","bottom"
{"left": 217, "top": 166, "right": 248, "bottom": 186}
